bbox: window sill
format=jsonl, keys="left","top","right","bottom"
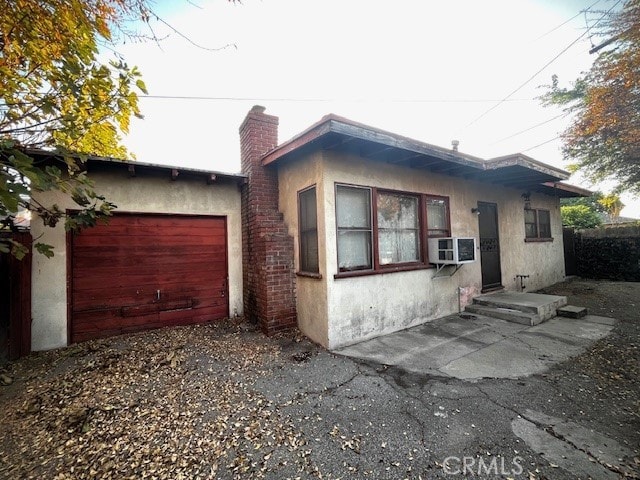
{"left": 296, "top": 271, "right": 322, "bottom": 279}
{"left": 525, "top": 237, "right": 554, "bottom": 243}
{"left": 334, "top": 264, "right": 433, "bottom": 279}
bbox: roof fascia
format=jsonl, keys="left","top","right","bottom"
{"left": 488, "top": 154, "right": 569, "bottom": 180}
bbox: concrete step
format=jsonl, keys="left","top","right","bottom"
{"left": 470, "top": 292, "right": 567, "bottom": 323}
{"left": 557, "top": 305, "right": 589, "bottom": 319}
{"left": 464, "top": 304, "right": 541, "bottom": 326}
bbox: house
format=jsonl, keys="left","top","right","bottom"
{"left": 600, "top": 213, "right": 639, "bottom": 226}
{"left": 24, "top": 106, "right": 589, "bottom": 353}
{"left": 239, "top": 106, "right": 589, "bottom": 349}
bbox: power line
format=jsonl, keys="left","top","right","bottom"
{"left": 138, "top": 94, "right": 536, "bottom": 103}
{"left": 522, "top": 135, "right": 561, "bottom": 153}
{"left": 490, "top": 114, "right": 564, "bottom": 145}
{"left": 460, "top": 0, "right": 622, "bottom": 131}
{"left": 534, "top": 0, "right": 601, "bottom": 41}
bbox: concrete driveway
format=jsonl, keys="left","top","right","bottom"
{"left": 334, "top": 312, "right": 617, "bottom": 379}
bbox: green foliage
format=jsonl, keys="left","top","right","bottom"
{"left": 561, "top": 205, "right": 603, "bottom": 229}
{"left": 541, "top": 0, "right": 640, "bottom": 195}
{"left": 598, "top": 194, "right": 625, "bottom": 217}
{"left": 0, "top": 0, "right": 151, "bottom": 257}
{"left": 560, "top": 191, "right": 606, "bottom": 213}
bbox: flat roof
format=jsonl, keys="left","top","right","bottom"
{"left": 262, "top": 115, "right": 588, "bottom": 196}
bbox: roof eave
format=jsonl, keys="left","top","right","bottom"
{"left": 540, "top": 181, "right": 593, "bottom": 197}
{"left": 23, "top": 148, "right": 246, "bottom": 182}
{"left": 261, "top": 115, "right": 486, "bottom": 169}
{"left": 487, "top": 154, "right": 570, "bottom": 180}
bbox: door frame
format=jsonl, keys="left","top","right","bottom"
{"left": 477, "top": 201, "right": 503, "bottom": 292}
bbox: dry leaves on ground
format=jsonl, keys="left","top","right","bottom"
{"left": 0, "top": 322, "right": 323, "bottom": 479}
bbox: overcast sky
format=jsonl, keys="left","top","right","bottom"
{"left": 118, "top": 0, "right": 639, "bottom": 216}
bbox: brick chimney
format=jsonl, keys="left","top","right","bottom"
{"left": 240, "top": 106, "right": 297, "bottom": 333}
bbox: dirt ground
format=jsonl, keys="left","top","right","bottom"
{"left": 0, "top": 278, "right": 638, "bottom": 479}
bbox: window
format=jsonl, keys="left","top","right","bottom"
{"left": 377, "top": 192, "right": 420, "bottom": 265}
{"left": 426, "top": 197, "right": 449, "bottom": 237}
{"left": 298, "top": 186, "right": 319, "bottom": 273}
{"left": 525, "top": 208, "right": 552, "bottom": 240}
{"left": 335, "top": 184, "right": 451, "bottom": 275}
{"left": 336, "top": 185, "right": 373, "bottom": 271}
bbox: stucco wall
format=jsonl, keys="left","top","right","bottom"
{"left": 280, "top": 151, "right": 565, "bottom": 349}
{"left": 31, "top": 169, "right": 243, "bottom": 351}
{"left": 277, "top": 153, "right": 329, "bottom": 346}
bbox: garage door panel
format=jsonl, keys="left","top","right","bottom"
{"left": 73, "top": 270, "right": 225, "bottom": 292}
{"left": 73, "top": 233, "right": 226, "bottom": 248}
{"left": 70, "top": 214, "right": 229, "bottom": 343}
{"left": 78, "top": 224, "right": 226, "bottom": 238}
{"left": 71, "top": 286, "right": 225, "bottom": 311}
{"left": 102, "top": 215, "right": 224, "bottom": 229}
{"left": 73, "top": 310, "right": 158, "bottom": 333}
{"left": 73, "top": 306, "right": 228, "bottom": 342}
{"left": 72, "top": 248, "right": 227, "bottom": 268}
{"left": 158, "top": 305, "right": 228, "bottom": 324}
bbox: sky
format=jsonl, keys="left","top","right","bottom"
{"left": 117, "top": 0, "right": 639, "bottom": 217}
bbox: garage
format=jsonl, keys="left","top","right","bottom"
{"left": 69, "top": 213, "right": 229, "bottom": 343}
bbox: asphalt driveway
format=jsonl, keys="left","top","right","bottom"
{"left": 1, "top": 279, "right": 638, "bottom": 479}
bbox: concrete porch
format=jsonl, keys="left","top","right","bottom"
{"left": 464, "top": 291, "right": 569, "bottom": 326}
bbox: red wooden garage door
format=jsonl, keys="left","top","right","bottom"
{"left": 69, "top": 214, "right": 228, "bottom": 343}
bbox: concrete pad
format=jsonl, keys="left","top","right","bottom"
{"left": 512, "top": 418, "right": 619, "bottom": 480}
{"left": 528, "top": 316, "right": 615, "bottom": 341}
{"left": 334, "top": 312, "right": 618, "bottom": 380}
{"left": 582, "top": 315, "right": 618, "bottom": 326}
{"left": 439, "top": 339, "right": 549, "bottom": 379}
{"left": 522, "top": 409, "right": 637, "bottom": 470}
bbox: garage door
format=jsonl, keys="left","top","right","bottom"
{"left": 69, "top": 214, "right": 228, "bottom": 343}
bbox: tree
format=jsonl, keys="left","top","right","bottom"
{"left": 598, "top": 193, "right": 625, "bottom": 218}
{"left": 561, "top": 205, "right": 603, "bottom": 229}
{"left": 542, "top": 0, "right": 640, "bottom": 195}
{"left": 0, "top": 0, "right": 151, "bottom": 258}
{"left": 560, "top": 191, "right": 606, "bottom": 213}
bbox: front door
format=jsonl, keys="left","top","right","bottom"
{"left": 478, "top": 202, "right": 503, "bottom": 292}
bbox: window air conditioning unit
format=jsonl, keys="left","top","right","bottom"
{"left": 428, "top": 237, "right": 477, "bottom": 265}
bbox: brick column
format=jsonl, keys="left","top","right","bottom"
{"left": 240, "top": 106, "right": 297, "bottom": 333}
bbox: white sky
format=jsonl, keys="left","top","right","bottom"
{"left": 119, "top": 0, "right": 640, "bottom": 217}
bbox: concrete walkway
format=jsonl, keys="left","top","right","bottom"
{"left": 334, "top": 312, "right": 617, "bottom": 379}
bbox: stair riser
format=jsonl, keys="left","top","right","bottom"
{"left": 465, "top": 305, "right": 541, "bottom": 326}
{"left": 472, "top": 298, "right": 539, "bottom": 315}
{"left": 471, "top": 298, "right": 566, "bottom": 321}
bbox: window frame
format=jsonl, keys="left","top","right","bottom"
{"left": 425, "top": 194, "right": 451, "bottom": 238}
{"left": 334, "top": 183, "right": 451, "bottom": 278}
{"left": 335, "top": 184, "right": 374, "bottom": 273}
{"left": 524, "top": 208, "right": 553, "bottom": 242}
{"left": 297, "top": 185, "right": 321, "bottom": 277}
{"left": 376, "top": 189, "right": 423, "bottom": 268}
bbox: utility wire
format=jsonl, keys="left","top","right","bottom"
{"left": 460, "top": 0, "right": 621, "bottom": 131}
{"left": 534, "top": 0, "right": 601, "bottom": 41}
{"left": 138, "top": 94, "right": 536, "bottom": 103}
{"left": 522, "top": 135, "right": 561, "bottom": 153}
{"left": 490, "top": 114, "right": 564, "bottom": 145}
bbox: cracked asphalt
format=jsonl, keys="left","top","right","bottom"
{"left": 1, "top": 278, "right": 638, "bottom": 479}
